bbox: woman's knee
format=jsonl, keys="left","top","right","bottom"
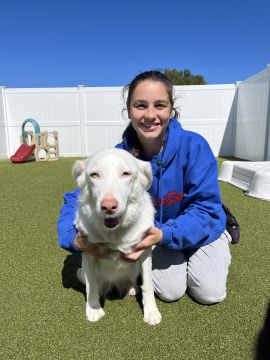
{"left": 188, "top": 283, "right": 227, "bottom": 305}
{"left": 154, "top": 281, "right": 187, "bottom": 302}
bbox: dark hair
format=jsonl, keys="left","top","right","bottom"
{"left": 122, "top": 70, "right": 179, "bottom": 118}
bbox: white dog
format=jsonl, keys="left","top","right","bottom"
{"left": 72, "top": 148, "right": 161, "bottom": 325}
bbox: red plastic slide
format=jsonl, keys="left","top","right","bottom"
{"left": 10, "top": 144, "right": 36, "bottom": 163}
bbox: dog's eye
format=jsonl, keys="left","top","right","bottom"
{"left": 122, "top": 171, "right": 132, "bottom": 177}
{"left": 89, "top": 172, "right": 99, "bottom": 178}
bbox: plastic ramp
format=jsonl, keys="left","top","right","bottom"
{"left": 10, "top": 144, "right": 36, "bottom": 163}
{"left": 219, "top": 160, "right": 270, "bottom": 201}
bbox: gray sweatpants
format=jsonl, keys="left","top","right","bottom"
{"left": 152, "top": 230, "right": 232, "bottom": 304}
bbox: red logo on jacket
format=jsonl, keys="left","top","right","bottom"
{"left": 153, "top": 191, "right": 184, "bottom": 207}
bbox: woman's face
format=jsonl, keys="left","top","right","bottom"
{"left": 128, "top": 80, "right": 172, "bottom": 144}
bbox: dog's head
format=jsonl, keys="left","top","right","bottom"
{"left": 72, "top": 148, "right": 152, "bottom": 230}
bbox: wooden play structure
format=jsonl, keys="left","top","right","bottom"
{"left": 10, "top": 118, "right": 59, "bottom": 163}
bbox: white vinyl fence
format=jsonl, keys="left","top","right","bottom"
{"left": 174, "top": 84, "right": 237, "bottom": 157}
{"left": 0, "top": 84, "right": 237, "bottom": 159}
{"left": 234, "top": 66, "right": 270, "bottom": 161}
{"left": 2, "top": 67, "right": 270, "bottom": 161}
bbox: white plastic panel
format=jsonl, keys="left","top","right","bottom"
{"left": 219, "top": 160, "right": 270, "bottom": 200}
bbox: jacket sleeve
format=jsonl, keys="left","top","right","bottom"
{"left": 156, "top": 141, "right": 226, "bottom": 250}
{"left": 57, "top": 189, "right": 80, "bottom": 253}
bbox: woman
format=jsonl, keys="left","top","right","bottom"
{"left": 58, "top": 70, "right": 231, "bottom": 304}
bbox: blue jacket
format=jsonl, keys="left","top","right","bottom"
{"left": 57, "top": 118, "right": 226, "bottom": 252}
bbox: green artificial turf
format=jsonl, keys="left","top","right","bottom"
{"left": 0, "top": 157, "right": 269, "bottom": 360}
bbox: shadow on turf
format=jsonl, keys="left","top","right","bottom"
{"left": 255, "top": 301, "right": 270, "bottom": 360}
{"left": 61, "top": 253, "right": 144, "bottom": 311}
{"left": 61, "top": 253, "right": 85, "bottom": 296}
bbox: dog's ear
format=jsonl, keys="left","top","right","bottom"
{"left": 72, "top": 160, "right": 87, "bottom": 188}
{"left": 136, "top": 159, "right": 153, "bottom": 190}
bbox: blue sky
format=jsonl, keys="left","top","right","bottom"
{"left": 0, "top": 0, "right": 269, "bottom": 88}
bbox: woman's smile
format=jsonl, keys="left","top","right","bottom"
{"left": 140, "top": 121, "right": 161, "bottom": 131}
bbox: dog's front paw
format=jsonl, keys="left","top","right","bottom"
{"left": 143, "top": 307, "right": 162, "bottom": 326}
{"left": 86, "top": 305, "right": 105, "bottom": 322}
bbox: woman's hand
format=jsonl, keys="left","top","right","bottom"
{"left": 121, "top": 227, "right": 163, "bottom": 262}
{"left": 74, "top": 232, "right": 112, "bottom": 258}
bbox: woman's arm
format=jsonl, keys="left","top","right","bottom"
{"left": 156, "top": 160, "right": 226, "bottom": 250}
{"left": 57, "top": 189, "right": 80, "bottom": 252}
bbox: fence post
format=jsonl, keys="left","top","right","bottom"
{"left": 232, "top": 81, "right": 241, "bottom": 157}
{"left": 263, "top": 66, "right": 270, "bottom": 160}
{"left": 78, "top": 85, "right": 86, "bottom": 157}
{"left": 0, "top": 86, "right": 10, "bottom": 157}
